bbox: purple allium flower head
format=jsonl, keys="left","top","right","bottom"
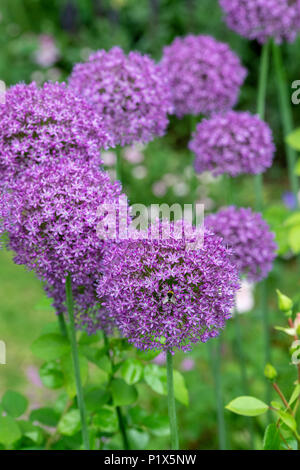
{"left": 0, "top": 81, "right": 108, "bottom": 186}
{"left": 205, "top": 206, "right": 277, "bottom": 282}
{"left": 189, "top": 111, "right": 275, "bottom": 177}
{"left": 97, "top": 220, "right": 240, "bottom": 352}
{"left": 160, "top": 35, "right": 247, "bottom": 118}
{"left": 1, "top": 158, "right": 125, "bottom": 286}
{"left": 69, "top": 47, "right": 173, "bottom": 147}
{"left": 219, "top": 0, "right": 300, "bottom": 44}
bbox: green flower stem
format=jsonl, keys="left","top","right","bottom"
{"left": 255, "top": 40, "right": 272, "bottom": 423}
{"left": 65, "top": 274, "right": 90, "bottom": 450}
{"left": 166, "top": 351, "right": 179, "bottom": 450}
{"left": 103, "top": 333, "right": 130, "bottom": 450}
{"left": 209, "top": 337, "right": 227, "bottom": 450}
{"left": 273, "top": 42, "right": 299, "bottom": 202}
{"left": 57, "top": 312, "right": 68, "bottom": 337}
{"left": 116, "top": 146, "right": 122, "bottom": 185}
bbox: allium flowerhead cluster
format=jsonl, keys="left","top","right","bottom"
{"left": 189, "top": 111, "right": 275, "bottom": 177}
{"left": 69, "top": 47, "right": 173, "bottom": 147}
{"left": 219, "top": 0, "right": 300, "bottom": 44}
{"left": 1, "top": 158, "right": 124, "bottom": 285}
{"left": 160, "top": 35, "right": 247, "bottom": 117}
{"left": 0, "top": 82, "right": 108, "bottom": 186}
{"left": 205, "top": 206, "right": 277, "bottom": 282}
{"left": 44, "top": 276, "right": 113, "bottom": 334}
{"left": 97, "top": 220, "right": 240, "bottom": 352}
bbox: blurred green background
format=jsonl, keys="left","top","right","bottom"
{"left": 1, "top": 0, "right": 300, "bottom": 450}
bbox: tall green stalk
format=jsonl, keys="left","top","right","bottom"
{"left": 255, "top": 40, "right": 272, "bottom": 421}
{"left": 166, "top": 351, "right": 179, "bottom": 450}
{"left": 57, "top": 312, "right": 68, "bottom": 337}
{"left": 65, "top": 274, "right": 90, "bottom": 450}
{"left": 273, "top": 42, "right": 298, "bottom": 202}
{"left": 209, "top": 338, "right": 227, "bottom": 450}
{"left": 103, "top": 333, "right": 130, "bottom": 450}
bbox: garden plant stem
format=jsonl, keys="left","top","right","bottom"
{"left": 65, "top": 274, "right": 90, "bottom": 450}
{"left": 57, "top": 312, "right": 68, "bottom": 337}
{"left": 273, "top": 42, "right": 299, "bottom": 202}
{"left": 256, "top": 40, "right": 272, "bottom": 421}
{"left": 166, "top": 351, "right": 179, "bottom": 450}
{"left": 209, "top": 338, "right": 227, "bottom": 450}
{"left": 103, "top": 333, "right": 130, "bottom": 450}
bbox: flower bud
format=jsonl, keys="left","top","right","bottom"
{"left": 276, "top": 289, "right": 293, "bottom": 313}
{"left": 264, "top": 363, "right": 278, "bottom": 381}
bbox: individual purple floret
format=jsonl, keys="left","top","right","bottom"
{"left": 69, "top": 47, "right": 173, "bottom": 147}
{"left": 189, "top": 111, "right": 275, "bottom": 177}
{"left": 159, "top": 35, "right": 247, "bottom": 118}
{"left": 219, "top": 0, "right": 300, "bottom": 44}
{"left": 0, "top": 81, "right": 108, "bottom": 186}
{"left": 205, "top": 206, "right": 277, "bottom": 282}
{"left": 97, "top": 220, "right": 240, "bottom": 352}
{"left": 1, "top": 158, "right": 125, "bottom": 286}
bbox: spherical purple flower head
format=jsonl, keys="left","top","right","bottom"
{"left": 160, "top": 35, "right": 247, "bottom": 118}
{"left": 1, "top": 158, "right": 125, "bottom": 285}
{"left": 0, "top": 81, "right": 108, "bottom": 186}
{"left": 189, "top": 111, "right": 275, "bottom": 177}
{"left": 219, "top": 0, "right": 300, "bottom": 44}
{"left": 44, "top": 275, "right": 113, "bottom": 335}
{"left": 69, "top": 47, "right": 173, "bottom": 147}
{"left": 97, "top": 220, "right": 240, "bottom": 352}
{"left": 205, "top": 206, "right": 277, "bottom": 282}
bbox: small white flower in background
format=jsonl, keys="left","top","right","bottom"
{"left": 152, "top": 181, "right": 167, "bottom": 197}
{"left": 163, "top": 173, "right": 180, "bottom": 187}
{"left": 197, "top": 171, "right": 221, "bottom": 185}
{"left": 102, "top": 151, "right": 117, "bottom": 167}
{"left": 46, "top": 67, "right": 62, "bottom": 81}
{"left": 123, "top": 145, "right": 144, "bottom": 163}
{"left": 132, "top": 165, "right": 147, "bottom": 179}
{"left": 34, "top": 34, "right": 60, "bottom": 68}
{"left": 30, "top": 71, "right": 45, "bottom": 84}
{"left": 235, "top": 280, "right": 254, "bottom": 314}
{"left": 0, "top": 80, "right": 6, "bottom": 104}
{"left": 173, "top": 181, "right": 189, "bottom": 197}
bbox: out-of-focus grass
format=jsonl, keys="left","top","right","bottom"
{"left": 0, "top": 248, "right": 53, "bottom": 389}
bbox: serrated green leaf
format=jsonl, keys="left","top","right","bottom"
{"left": 30, "top": 407, "right": 60, "bottom": 427}
{"left": 226, "top": 396, "right": 269, "bottom": 417}
{"left": 39, "top": 361, "right": 64, "bottom": 389}
{"left": 288, "top": 384, "right": 300, "bottom": 406}
{"left": 31, "top": 333, "right": 70, "bottom": 361}
{"left": 128, "top": 429, "right": 149, "bottom": 450}
{"left": 144, "top": 415, "right": 170, "bottom": 437}
{"left": 275, "top": 410, "right": 297, "bottom": 432}
{"left": 144, "top": 364, "right": 167, "bottom": 395}
{"left": 173, "top": 370, "right": 189, "bottom": 406}
{"left": 18, "top": 420, "right": 44, "bottom": 445}
{"left": 85, "top": 388, "right": 110, "bottom": 412}
{"left": 2, "top": 390, "right": 28, "bottom": 418}
{"left": 61, "top": 353, "right": 89, "bottom": 398}
{"left": 93, "top": 406, "right": 118, "bottom": 433}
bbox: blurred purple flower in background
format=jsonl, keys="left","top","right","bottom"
{"left": 282, "top": 191, "right": 298, "bottom": 210}
{"left": 219, "top": 0, "right": 300, "bottom": 44}
{"left": 34, "top": 34, "right": 60, "bottom": 68}
{"left": 160, "top": 35, "right": 247, "bottom": 117}
{"left": 180, "top": 358, "right": 195, "bottom": 371}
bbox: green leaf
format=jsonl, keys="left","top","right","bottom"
{"left": 275, "top": 410, "right": 297, "bottom": 432}
{"left": 39, "top": 361, "right": 64, "bottom": 389}
{"left": 225, "top": 396, "right": 269, "bottom": 417}
{"left": 2, "top": 390, "right": 28, "bottom": 418}
{"left": 61, "top": 353, "right": 89, "bottom": 398}
{"left": 173, "top": 370, "right": 189, "bottom": 406}
{"left": 137, "top": 349, "right": 161, "bottom": 361}
{"left": 288, "top": 384, "right": 300, "bottom": 406}
{"left": 0, "top": 416, "right": 21, "bottom": 447}
{"left": 128, "top": 429, "right": 149, "bottom": 450}
{"left": 18, "top": 420, "right": 44, "bottom": 445}
{"left": 286, "top": 128, "right": 300, "bottom": 151}
{"left": 85, "top": 388, "right": 110, "bottom": 412}
{"left": 144, "top": 415, "right": 170, "bottom": 437}
{"left": 57, "top": 409, "right": 81, "bottom": 436}
{"left": 78, "top": 345, "right": 106, "bottom": 367}
{"left": 93, "top": 406, "right": 118, "bottom": 433}
{"left": 31, "top": 334, "right": 70, "bottom": 361}
{"left": 111, "top": 378, "right": 138, "bottom": 406}
{"left": 144, "top": 364, "right": 167, "bottom": 395}
{"left": 288, "top": 225, "right": 300, "bottom": 254}
{"left": 263, "top": 423, "right": 281, "bottom": 450}
{"left": 120, "top": 359, "right": 143, "bottom": 385}
{"left": 30, "top": 407, "right": 60, "bottom": 427}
